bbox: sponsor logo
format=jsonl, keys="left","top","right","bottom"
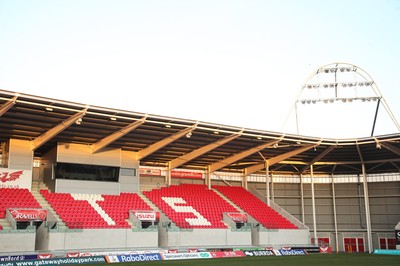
{"left": 188, "top": 249, "right": 198, "bottom": 253}
{"left": 162, "top": 252, "right": 211, "bottom": 260}
{"left": 244, "top": 250, "right": 275, "bottom": 256}
{"left": 38, "top": 254, "right": 52, "bottom": 259}
{"left": 139, "top": 168, "right": 161, "bottom": 176}
{"left": 171, "top": 171, "right": 203, "bottom": 179}
{"left": 226, "top": 213, "right": 248, "bottom": 223}
{"left": 277, "top": 249, "right": 307, "bottom": 256}
{"left": 10, "top": 209, "right": 47, "bottom": 222}
{"left": 0, "top": 170, "right": 23, "bottom": 183}
{"left": 210, "top": 251, "right": 245, "bottom": 258}
{"left": 0, "top": 255, "right": 38, "bottom": 262}
{"left": 134, "top": 212, "right": 157, "bottom": 221}
{"left": 396, "top": 230, "right": 400, "bottom": 245}
{"left": 118, "top": 254, "right": 162, "bottom": 262}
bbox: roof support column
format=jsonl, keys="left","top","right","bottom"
{"left": 361, "top": 163, "right": 373, "bottom": 253}
{"left": 166, "top": 163, "right": 172, "bottom": 186}
{"left": 271, "top": 172, "right": 275, "bottom": 202}
{"left": 310, "top": 164, "right": 318, "bottom": 246}
{"left": 300, "top": 174, "right": 305, "bottom": 224}
{"left": 241, "top": 172, "right": 248, "bottom": 190}
{"left": 332, "top": 173, "right": 339, "bottom": 253}
{"left": 206, "top": 166, "right": 211, "bottom": 190}
{"left": 265, "top": 160, "right": 270, "bottom": 206}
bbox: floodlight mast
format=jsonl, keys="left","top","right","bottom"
{"left": 282, "top": 62, "right": 400, "bottom": 137}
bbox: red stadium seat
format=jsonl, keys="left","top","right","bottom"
{"left": 143, "top": 184, "right": 239, "bottom": 229}
{"left": 212, "top": 185, "right": 297, "bottom": 229}
{"left": 41, "top": 190, "right": 153, "bottom": 229}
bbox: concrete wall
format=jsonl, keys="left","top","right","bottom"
{"left": 252, "top": 228, "right": 310, "bottom": 247}
{"left": 55, "top": 179, "right": 120, "bottom": 195}
{"left": 0, "top": 231, "right": 36, "bottom": 252}
{"left": 8, "top": 139, "right": 33, "bottom": 171}
{"left": 36, "top": 228, "right": 158, "bottom": 251}
{"left": 162, "top": 229, "right": 251, "bottom": 248}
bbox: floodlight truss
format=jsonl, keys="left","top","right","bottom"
{"left": 282, "top": 62, "right": 400, "bottom": 136}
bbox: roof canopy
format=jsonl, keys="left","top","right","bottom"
{"left": 1, "top": 89, "right": 399, "bottom": 175}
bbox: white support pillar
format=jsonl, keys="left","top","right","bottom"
{"left": 265, "top": 161, "right": 270, "bottom": 206}
{"left": 271, "top": 173, "right": 275, "bottom": 202}
{"left": 310, "top": 164, "right": 318, "bottom": 245}
{"left": 361, "top": 164, "right": 373, "bottom": 253}
{"left": 206, "top": 166, "right": 211, "bottom": 189}
{"left": 300, "top": 174, "right": 305, "bottom": 224}
{"left": 242, "top": 172, "right": 248, "bottom": 190}
{"left": 332, "top": 174, "right": 339, "bottom": 253}
{"left": 166, "top": 163, "right": 172, "bottom": 186}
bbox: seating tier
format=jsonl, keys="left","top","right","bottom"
{"left": 213, "top": 185, "right": 297, "bottom": 229}
{"left": 143, "top": 184, "right": 239, "bottom": 229}
{"left": 40, "top": 190, "right": 152, "bottom": 229}
{"left": 0, "top": 188, "right": 41, "bottom": 219}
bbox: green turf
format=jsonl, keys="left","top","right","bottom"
{"left": 96, "top": 253, "right": 399, "bottom": 266}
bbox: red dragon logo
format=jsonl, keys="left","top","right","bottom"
{"left": 0, "top": 170, "right": 24, "bottom": 182}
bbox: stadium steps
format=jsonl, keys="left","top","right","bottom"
{"left": 212, "top": 188, "right": 245, "bottom": 212}
{"left": 31, "top": 181, "right": 67, "bottom": 230}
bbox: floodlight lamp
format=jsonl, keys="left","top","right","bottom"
{"left": 346, "top": 67, "right": 352, "bottom": 72}
{"left": 330, "top": 68, "right": 336, "bottom": 73}
{"left": 186, "top": 132, "right": 192, "bottom": 138}
{"left": 75, "top": 118, "right": 83, "bottom": 125}
{"left": 301, "top": 100, "right": 306, "bottom": 104}
{"left": 307, "top": 84, "right": 312, "bottom": 89}
{"left": 323, "top": 84, "right": 329, "bottom": 88}
{"left": 329, "top": 99, "right": 334, "bottom": 103}
{"left": 342, "top": 83, "right": 347, "bottom": 87}
{"left": 324, "top": 69, "right": 329, "bottom": 73}
{"left": 313, "top": 84, "right": 319, "bottom": 89}
{"left": 312, "top": 100, "right": 317, "bottom": 104}
{"left": 340, "top": 67, "right": 345, "bottom": 72}
{"left": 45, "top": 107, "right": 53, "bottom": 112}
{"left": 358, "top": 82, "right": 364, "bottom": 86}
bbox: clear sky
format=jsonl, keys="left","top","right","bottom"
{"left": 1, "top": 0, "right": 399, "bottom": 139}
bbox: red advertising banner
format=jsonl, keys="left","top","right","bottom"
{"left": 139, "top": 168, "right": 161, "bottom": 176}
{"left": 10, "top": 209, "right": 47, "bottom": 221}
{"left": 210, "top": 251, "right": 245, "bottom": 258}
{"left": 226, "top": 213, "right": 248, "bottom": 223}
{"left": 132, "top": 211, "right": 160, "bottom": 221}
{"left": 171, "top": 171, "right": 203, "bottom": 179}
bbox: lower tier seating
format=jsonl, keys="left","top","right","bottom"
{"left": 213, "top": 185, "right": 297, "bottom": 229}
{"left": 143, "top": 184, "right": 239, "bottom": 229}
{"left": 0, "top": 188, "right": 42, "bottom": 218}
{"left": 40, "top": 190, "right": 152, "bottom": 229}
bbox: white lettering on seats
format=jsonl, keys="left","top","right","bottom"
{"left": 161, "top": 197, "right": 211, "bottom": 226}
{"left": 71, "top": 194, "right": 116, "bottom": 225}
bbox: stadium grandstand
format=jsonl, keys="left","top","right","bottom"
{"left": 0, "top": 63, "right": 399, "bottom": 256}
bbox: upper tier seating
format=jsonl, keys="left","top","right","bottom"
{"left": 213, "top": 185, "right": 297, "bottom": 229}
{"left": 143, "top": 184, "right": 239, "bottom": 229}
{"left": 40, "top": 190, "right": 152, "bottom": 229}
{"left": 0, "top": 188, "right": 42, "bottom": 219}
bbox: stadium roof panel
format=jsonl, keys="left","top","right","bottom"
{"left": 0, "top": 89, "right": 399, "bottom": 176}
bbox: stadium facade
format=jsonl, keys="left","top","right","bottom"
{"left": 0, "top": 87, "right": 399, "bottom": 255}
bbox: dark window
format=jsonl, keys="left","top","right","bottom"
{"left": 54, "top": 162, "right": 119, "bottom": 182}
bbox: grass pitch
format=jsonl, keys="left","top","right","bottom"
{"left": 101, "top": 253, "right": 399, "bottom": 266}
